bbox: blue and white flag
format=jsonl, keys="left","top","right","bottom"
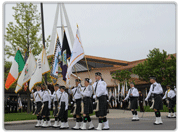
{"left": 50, "top": 35, "right": 62, "bottom": 85}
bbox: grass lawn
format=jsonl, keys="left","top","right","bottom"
{"left": 4, "top": 110, "right": 95, "bottom": 122}
{"left": 136, "top": 105, "right": 176, "bottom": 112}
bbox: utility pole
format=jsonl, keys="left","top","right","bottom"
{"left": 40, "top": 3, "right": 47, "bottom": 84}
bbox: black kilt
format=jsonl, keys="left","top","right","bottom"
{"left": 168, "top": 96, "right": 176, "bottom": 108}
{"left": 83, "top": 97, "right": 93, "bottom": 114}
{"left": 35, "top": 102, "right": 42, "bottom": 115}
{"left": 53, "top": 101, "right": 58, "bottom": 117}
{"left": 41, "top": 101, "right": 50, "bottom": 117}
{"left": 75, "top": 98, "right": 82, "bottom": 115}
{"left": 59, "top": 102, "right": 68, "bottom": 122}
{"left": 96, "top": 95, "right": 107, "bottom": 117}
{"left": 130, "top": 97, "right": 138, "bottom": 109}
{"left": 153, "top": 94, "right": 163, "bottom": 110}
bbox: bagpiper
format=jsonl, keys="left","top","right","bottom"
{"left": 78, "top": 78, "right": 94, "bottom": 130}
{"left": 52, "top": 84, "right": 62, "bottom": 127}
{"left": 68, "top": 79, "right": 84, "bottom": 130}
{"left": 59, "top": 86, "right": 69, "bottom": 129}
{"left": 123, "top": 82, "right": 139, "bottom": 121}
{"left": 145, "top": 76, "right": 163, "bottom": 125}
{"left": 41, "top": 84, "right": 52, "bottom": 127}
{"left": 34, "top": 85, "right": 43, "bottom": 127}
{"left": 162, "top": 85, "right": 176, "bottom": 118}
{"left": 92, "top": 72, "right": 110, "bottom": 130}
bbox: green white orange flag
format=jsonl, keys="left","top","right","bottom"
{"left": 5, "top": 50, "right": 25, "bottom": 89}
{"left": 15, "top": 52, "right": 36, "bottom": 93}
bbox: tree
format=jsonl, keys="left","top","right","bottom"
{"left": 4, "top": 3, "right": 51, "bottom": 113}
{"left": 132, "top": 48, "right": 176, "bottom": 86}
{"left": 5, "top": 3, "right": 50, "bottom": 58}
{"left": 111, "top": 70, "right": 132, "bottom": 86}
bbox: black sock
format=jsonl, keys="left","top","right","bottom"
{"left": 158, "top": 111, "right": 161, "bottom": 117}
{"left": 169, "top": 109, "right": 171, "bottom": 113}
{"left": 37, "top": 116, "right": 40, "bottom": 120}
{"left": 46, "top": 117, "right": 50, "bottom": 121}
{"left": 87, "top": 116, "right": 91, "bottom": 122}
{"left": 76, "top": 118, "right": 79, "bottom": 122}
{"left": 99, "top": 118, "right": 103, "bottom": 123}
{"left": 134, "top": 111, "right": 137, "bottom": 115}
{"left": 55, "top": 117, "right": 58, "bottom": 121}
{"left": 171, "top": 108, "right": 174, "bottom": 113}
{"left": 132, "top": 111, "right": 135, "bottom": 115}
{"left": 79, "top": 117, "right": 82, "bottom": 122}
{"left": 83, "top": 117, "right": 88, "bottom": 123}
{"left": 103, "top": 117, "right": 107, "bottom": 122}
{"left": 43, "top": 117, "right": 46, "bottom": 121}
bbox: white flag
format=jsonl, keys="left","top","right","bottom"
{"left": 121, "top": 83, "right": 125, "bottom": 97}
{"left": 66, "top": 28, "right": 85, "bottom": 84}
{"left": 29, "top": 48, "right": 50, "bottom": 92}
{"left": 15, "top": 52, "right": 36, "bottom": 93}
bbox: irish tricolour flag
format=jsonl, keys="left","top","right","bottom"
{"left": 5, "top": 50, "right": 25, "bottom": 89}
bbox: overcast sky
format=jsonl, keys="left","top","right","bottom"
{"left": 4, "top": 3, "right": 176, "bottom": 62}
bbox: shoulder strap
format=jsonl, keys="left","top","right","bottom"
{"left": 73, "top": 88, "right": 78, "bottom": 96}
{"left": 95, "top": 81, "right": 99, "bottom": 93}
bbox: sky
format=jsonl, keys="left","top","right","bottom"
{"left": 4, "top": 2, "right": 176, "bottom": 62}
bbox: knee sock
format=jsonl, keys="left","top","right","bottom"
{"left": 37, "top": 116, "right": 40, "bottom": 120}
{"left": 87, "top": 116, "right": 91, "bottom": 122}
{"left": 171, "top": 108, "right": 174, "bottom": 113}
{"left": 46, "top": 117, "right": 50, "bottom": 121}
{"left": 55, "top": 117, "right": 58, "bottom": 121}
{"left": 99, "top": 118, "right": 103, "bottom": 123}
{"left": 83, "top": 116, "right": 88, "bottom": 123}
{"left": 155, "top": 111, "right": 161, "bottom": 117}
{"left": 132, "top": 111, "right": 135, "bottom": 115}
{"left": 134, "top": 111, "right": 137, "bottom": 115}
{"left": 103, "top": 117, "right": 107, "bottom": 122}
{"left": 58, "top": 117, "right": 61, "bottom": 122}
{"left": 43, "top": 117, "right": 46, "bottom": 121}
{"left": 169, "top": 109, "right": 171, "bottom": 113}
{"left": 79, "top": 117, "right": 82, "bottom": 122}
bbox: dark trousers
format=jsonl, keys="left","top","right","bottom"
{"left": 139, "top": 101, "right": 144, "bottom": 112}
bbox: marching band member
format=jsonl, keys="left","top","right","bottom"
{"left": 78, "top": 78, "right": 94, "bottom": 130}
{"left": 41, "top": 84, "right": 51, "bottom": 127}
{"left": 68, "top": 79, "right": 84, "bottom": 130}
{"left": 162, "top": 85, "right": 176, "bottom": 118}
{"left": 92, "top": 72, "right": 109, "bottom": 130}
{"left": 52, "top": 84, "right": 62, "bottom": 127}
{"left": 145, "top": 76, "right": 163, "bottom": 125}
{"left": 123, "top": 82, "right": 139, "bottom": 121}
{"left": 34, "top": 85, "right": 43, "bottom": 127}
{"left": 59, "top": 86, "right": 69, "bottom": 129}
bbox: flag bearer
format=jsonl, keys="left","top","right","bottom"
{"left": 162, "top": 85, "right": 176, "bottom": 118}
{"left": 123, "top": 82, "right": 139, "bottom": 121}
{"left": 69, "top": 79, "right": 84, "bottom": 130}
{"left": 34, "top": 86, "right": 43, "bottom": 127}
{"left": 78, "top": 78, "right": 94, "bottom": 130}
{"left": 145, "top": 76, "right": 163, "bottom": 125}
{"left": 52, "top": 84, "right": 62, "bottom": 127}
{"left": 41, "top": 84, "right": 52, "bottom": 127}
{"left": 59, "top": 86, "right": 69, "bottom": 129}
{"left": 92, "top": 72, "right": 110, "bottom": 130}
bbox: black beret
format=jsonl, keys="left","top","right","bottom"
{"left": 55, "top": 84, "right": 59, "bottom": 87}
{"left": 85, "top": 78, "right": 90, "bottom": 83}
{"left": 60, "top": 86, "right": 66, "bottom": 90}
{"left": 130, "top": 82, "right": 134, "bottom": 85}
{"left": 75, "top": 79, "right": 81, "bottom": 82}
{"left": 95, "top": 72, "right": 102, "bottom": 76}
{"left": 150, "top": 76, "right": 156, "bottom": 80}
{"left": 166, "top": 85, "right": 171, "bottom": 88}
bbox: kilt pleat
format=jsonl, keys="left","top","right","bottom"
{"left": 75, "top": 99, "right": 82, "bottom": 115}
{"left": 53, "top": 101, "right": 58, "bottom": 116}
{"left": 96, "top": 95, "right": 107, "bottom": 117}
{"left": 35, "top": 102, "right": 42, "bottom": 115}
{"left": 83, "top": 97, "right": 93, "bottom": 114}
{"left": 130, "top": 97, "right": 138, "bottom": 109}
{"left": 41, "top": 101, "right": 49, "bottom": 117}
{"left": 168, "top": 96, "right": 176, "bottom": 108}
{"left": 153, "top": 94, "right": 163, "bottom": 110}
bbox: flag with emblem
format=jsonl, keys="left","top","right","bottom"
{"left": 50, "top": 34, "right": 62, "bottom": 85}
{"left": 60, "top": 30, "right": 71, "bottom": 82}
{"left": 15, "top": 52, "right": 36, "bottom": 93}
{"left": 5, "top": 49, "right": 25, "bottom": 89}
{"left": 29, "top": 48, "right": 50, "bottom": 92}
{"left": 66, "top": 28, "right": 85, "bottom": 84}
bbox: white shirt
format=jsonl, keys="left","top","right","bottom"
{"left": 68, "top": 86, "right": 83, "bottom": 100}
{"left": 163, "top": 89, "right": 176, "bottom": 99}
{"left": 52, "top": 89, "right": 62, "bottom": 102}
{"left": 42, "top": 90, "right": 51, "bottom": 108}
{"left": 145, "top": 82, "right": 163, "bottom": 101}
{"left": 34, "top": 90, "right": 43, "bottom": 102}
{"left": 92, "top": 79, "right": 107, "bottom": 97}
{"left": 59, "top": 91, "right": 68, "bottom": 110}
{"left": 124, "top": 87, "right": 139, "bottom": 101}
{"left": 79, "top": 85, "right": 92, "bottom": 97}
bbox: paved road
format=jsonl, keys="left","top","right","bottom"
{"left": 4, "top": 110, "right": 176, "bottom": 130}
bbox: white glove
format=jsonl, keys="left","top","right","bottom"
{"left": 65, "top": 106, "right": 68, "bottom": 111}
{"left": 93, "top": 95, "right": 97, "bottom": 99}
{"left": 69, "top": 85, "right": 71, "bottom": 89}
{"left": 48, "top": 105, "right": 51, "bottom": 109}
{"left": 145, "top": 98, "right": 148, "bottom": 102}
{"left": 78, "top": 83, "right": 81, "bottom": 87}
{"left": 71, "top": 102, "right": 73, "bottom": 104}
{"left": 89, "top": 79, "right": 92, "bottom": 84}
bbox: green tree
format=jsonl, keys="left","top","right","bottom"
{"left": 5, "top": 3, "right": 50, "bottom": 58}
{"left": 111, "top": 70, "right": 132, "bottom": 86}
{"left": 132, "top": 48, "right": 176, "bottom": 86}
